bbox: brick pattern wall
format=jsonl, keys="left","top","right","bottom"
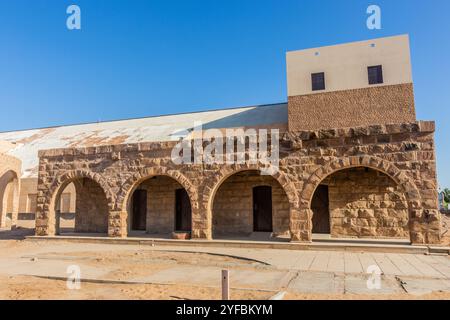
{"left": 288, "top": 84, "right": 416, "bottom": 131}
{"left": 213, "top": 171, "right": 290, "bottom": 237}
{"left": 323, "top": 167, "right": 409, "bottom": 238}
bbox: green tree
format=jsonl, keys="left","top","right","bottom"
{"left": 443, "top": 188, "right": 450, "bottom": 209}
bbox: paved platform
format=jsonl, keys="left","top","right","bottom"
{"left": 25, "top": 234, "right": 448, "bottom": 255}
{"left": 1, "top": 241, "right": 448, "bottom": 296}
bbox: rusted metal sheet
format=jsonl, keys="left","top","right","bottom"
{"left": 0, "top": 104, "right": 288, "bottom": 178}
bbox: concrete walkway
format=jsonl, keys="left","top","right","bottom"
{"left": 0, "top": 239, "right": 448, "bottom": 296}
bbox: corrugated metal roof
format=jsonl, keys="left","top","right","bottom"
{"left": 0, "top": 103, "right": 288, "bottom": 178}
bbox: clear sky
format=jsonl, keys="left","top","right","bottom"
{"left": 0, "top": 0, "right": 449, "bottom": 186}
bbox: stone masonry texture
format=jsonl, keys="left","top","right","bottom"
{"left": 34, "top": 120, "right": 441, "bottom": 245}
{"left": 322, "top": 167, "right": 409, "bottom": 239}
{"left": 213, "top": 170, "right": 290, "bottom": 237}
{"left": 288, "top": 84, "right": 416, "bottom": 131}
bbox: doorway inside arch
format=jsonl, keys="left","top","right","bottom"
{"left": 310, "top": 167, "right": 409, "bottom": 240}
{"left": 175, "top": 188, "right": 191, "bottom": 232}
{"left": 212, "top": 170, "right": 289, "bottom": 240}
{"left": 128, "top": 176, "right": 192, "bottom": 237}
{"left": 253, "top": 186, "right": 273, "bottom": 232}
{"left": 311, "top": 185, "right": 331, "bottom": 234}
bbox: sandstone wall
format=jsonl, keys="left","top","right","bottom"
{"left": 138, "top": 176, "right": 182, "bottom": 234}
{"left": 322, "top": 167, "right": 409, "bottom": 239}
{"left": 213, "top": 171, "right": 290, "bottom": 237}
{"left": 35, "top": 121, "right": 441, "bottom": 244}
{"left": 288, "top": 84, "right": 416, "bottom": 131}
{"left": 72, "top": 179, "right": 108, "bottom": 233}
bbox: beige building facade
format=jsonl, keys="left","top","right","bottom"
{"left": 0, "top": 35, "right": 443, "bottom": 245}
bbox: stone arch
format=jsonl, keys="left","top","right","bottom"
{"left": 118, "top": 167, "right": 198, "bottom": 236}
{"left": 42, "top": 169, "right": 114, "bottom": 236}
{"left": 204, "top": 163, "right": 299, "bottom": 240}
{"left": 0, "top": 169, "right": 20, "bottom": 229}
{"left": 119, "top": 167, "right": 197, "bottom": 212}
{"left": 299, "top": 155, "right": 421, "bottom": 243}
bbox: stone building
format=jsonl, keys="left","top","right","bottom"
{"left": 0, "top": 35, "right": 442, "bottom": 244}
{"left": 0, "top": 143, "right": 21, "bottom": 229}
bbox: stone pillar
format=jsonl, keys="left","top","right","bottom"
{"left": 290, "top": 208, "right": 312, "bottom": 242}
{"left": 35, "top": 200, "right": 56, "bottom": 236}
{"left": 108, "top": 210, "right": 127, "bottom": 238}
{"left": 191, "top": 205, "right": 212, "bottom": 240}
{"left": 409, "top": 209, "right": 441, "bottom": 245}
{"left": 10, "top": 179, "right": 20, "bottom": 229}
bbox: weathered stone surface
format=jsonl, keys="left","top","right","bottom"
{"left": 34, "top": 121, "right": 441, "bottom": 244}
{"left": 288, "top": 84, "right": 416, "bottom": 131}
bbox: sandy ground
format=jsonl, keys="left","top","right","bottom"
{"left": 0, "top": 275, "right": 270, "bottom": 300}
{"left": 1, "top": 275, "right": 448, "bottom": 300}
{"left": 0, "top": 229, "right": 448, "bottom": 300}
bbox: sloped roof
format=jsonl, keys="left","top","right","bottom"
{"left": 0, "top": 103, "right": 288, "bottom": 178}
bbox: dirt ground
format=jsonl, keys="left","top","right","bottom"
{"left": 0, "top": 229, "right": 448, "bottom": 300}
{"left": 1, "top": 275, "right": 449, "bottom": 300}
{"left": 0, "top": 275, "right": 271, "bottom": 300}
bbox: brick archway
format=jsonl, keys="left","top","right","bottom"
{"left": 201, "top": 163, "right": 299, "bottom": 240}
{"left": 36, "top": 169, "right": 114, "bottom": 236}
{"left": 298, "top": 155, "right": 423, "bottom": 244}
{"left": 116, "top": 167, "right": 199, "bottom": 237}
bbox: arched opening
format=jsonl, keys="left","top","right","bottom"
{"left": 126, "top": 176, "right": 192, "bottom": 238}
{"left": 0, "top": 170, "right": 19, "bottom": 229}
{"left": 311, "top": 185, "right": 330, "bottom": 234}
{"left": 54, "top": 177, "right": 108, "bottom": 235}
{"left": 310, "top": 167, "right": 409, "bottom": 239}
{"left": 212, "top": 170, "right": 290, "bottom": 240}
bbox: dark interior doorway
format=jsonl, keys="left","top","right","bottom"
{"left": 132, "top": 189, "right": 147, "bottom": 231}
{"left": 311, "top": 185, "right": 331, "bottom": 234}
{"left": 253, "top": 186, "right": 273, "bottom": 232}
{"left": 175, "top": 189, "right": 192, "bottom": 232}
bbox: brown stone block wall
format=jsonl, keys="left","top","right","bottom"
{"left": 139, "top": 176, "right": 182, "bottom": 234}
{"left": 34, "top": 120, "right": 441, "bottom": 244}
{"left": 324, "top": 168, "right": 409, "bottom": 239}
{"left": 74, "top": 179, "right": 108, "bottom": 233}
{"left": 288, "top": 84, "right": 416, "bottom": 131}
{"left": 212, "top": 171, "right": 290, "bottom": 237}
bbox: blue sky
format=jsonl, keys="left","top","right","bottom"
{"left": 0, "top": 0, "right": 449, "bottom": 186}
